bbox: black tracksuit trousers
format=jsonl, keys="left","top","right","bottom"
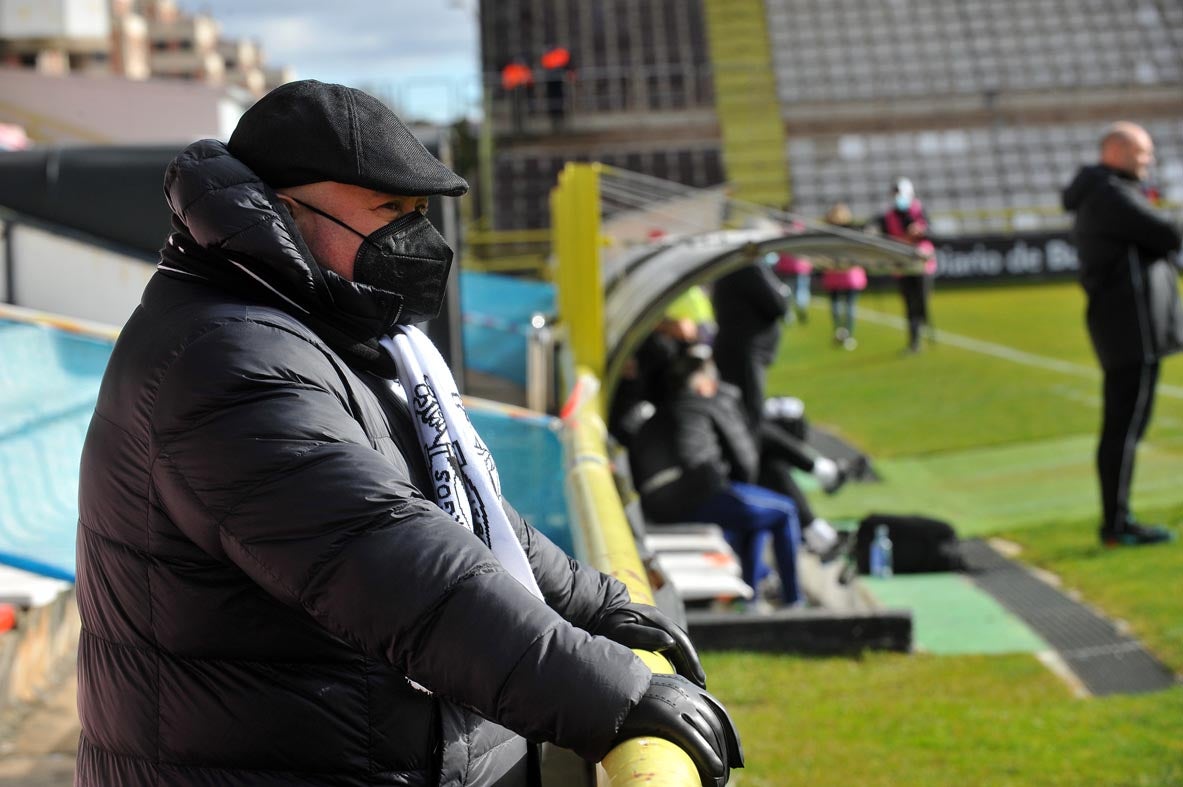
{"left": 1097, "top": 361, "right": 1160, "bottom": 533}
{"left": 898, "top": 274, "right": 931, "bottom": 349}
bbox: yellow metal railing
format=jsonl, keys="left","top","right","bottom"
{"left": 560, "top": 371, "right": 700, "bottom": 787}
{"left": 0, "top": 303, "right": 120, "bottom": 341}
{"left": 461, "top": 225, "right": 551, "bottom": 278}
{"left": 552, "top": 163, "right": 702, "bottom": 786}
{"left": 460, "top": 253, "right": 549, "bottom": 277}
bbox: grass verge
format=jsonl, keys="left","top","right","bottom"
{"left": 704, "top": 651, "right": 1183, "bottom": 787}
{"left": 704, "top": 281, "right": 1183, "bottom": 785}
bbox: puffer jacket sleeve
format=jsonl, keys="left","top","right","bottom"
{"left": 149, "top": 318, "right": 650, "bottom": 762}
{"left": 672, "top": 393, "right": 731, "bottom": 487}
{"left": 1097, "top": 181, "right": 1183, "bottom": 260}
{"left": 500, "top": 499, "right": 632, "bottom": 632}
{"left": 711, "top": 403, "right": 760, "bottom": 484}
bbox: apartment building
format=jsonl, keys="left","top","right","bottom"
{"left": 0, "top": 0, "right": 292, "bottom": 96}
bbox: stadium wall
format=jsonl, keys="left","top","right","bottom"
{"left": 933, "top": 231, "right": 1079, "bottom": 283}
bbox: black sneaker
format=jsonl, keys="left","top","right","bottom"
{"left": 1100, "top": 522, "right": 1175, "bottom": 547}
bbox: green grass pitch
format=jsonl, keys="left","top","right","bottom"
{"left": 705, "top": 280, "right": 1183, "bottom": 786}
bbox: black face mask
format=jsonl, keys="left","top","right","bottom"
{"left": 291, "top": 198, "right": 454, "bottom": 325}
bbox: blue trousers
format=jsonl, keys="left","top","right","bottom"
{"left": 829, "top": 290, "right": 858, "bottom": 334}
{"left": 793, "top": 272, "right": 812, "bottom": 311}
{"left": 691, "top": 482, "right": 802, "bottom": 604}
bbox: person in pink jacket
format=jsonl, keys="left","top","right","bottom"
{"left": 822, "top": 266, "right": 867, "bottom": 350}
{"left": 875, "top": 179, "right": 937, "bottom": 353}
{"left": 772, "top": 251, "right": 813, "bottom": 324}
{"left": 822, "top": 203, "right": 867, "bottom": 350}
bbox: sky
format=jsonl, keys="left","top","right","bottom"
{"left": 187, "top": 0, "right": 482, "bottom": 122}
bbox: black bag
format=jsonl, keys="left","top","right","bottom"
{"left": 855, "top": 513, "right": 963, "bottom": 574}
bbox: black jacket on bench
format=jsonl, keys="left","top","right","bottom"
{"left": 629, "top": 383, "right": 759, "bottom": 523}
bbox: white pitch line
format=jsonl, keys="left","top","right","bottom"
{"left": 853, "top": 306, "right": 1183, "bottom": 401}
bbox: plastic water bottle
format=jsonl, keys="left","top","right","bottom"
{"left": 869, "top": 524, "right": 894, "bottom": 578}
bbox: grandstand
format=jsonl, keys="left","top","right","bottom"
{"left": 786, "top": 117, "right": 1183, "bottom": 234}
{"left": 479, "top": 0, "right": 1183, "bottom": 238}
{"left": 766, "top": 0, "right": 1183, "bottom": 100}
{"left": 767, "top": 0, "right": 1183, "bottom": 232}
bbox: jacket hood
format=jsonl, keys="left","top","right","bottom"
{"left": 163, "top": 139, "right": 404, "bottom": 341}
{"left": 1062, "top": 164, "right": 1136, "bottom": 211}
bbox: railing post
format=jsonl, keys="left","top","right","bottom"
{"left": 552, "top": 163, "right": 606, "bottom": 408}
{"left": 525, "top": 312, "right": 554, "bottom": 413}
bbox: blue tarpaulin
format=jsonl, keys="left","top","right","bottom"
{"left": 0, "top": 317, "right": 572, "bottom": 580}
{"left": 468, "top": 406, "right": 572, "bottom": 555}
{"left": 460, "top": 271, "right": 556, "bottom": 386}
{"left": 0, "top": 320, "right": 110, "bottom": 581}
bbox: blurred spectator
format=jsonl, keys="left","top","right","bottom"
{"left": 665, "top": 284, "right": 717, "bottom": 343}
{"left": 500, "top": 56, "right": 534, "bottom": 134}
{"left": 540, "top": 44, "right": 575, "bottom": 131}
{"left": 821, "top": 202, "right": 867, "bottom": 350}
{"left": 875, "top": 178, "right": 937, "bottom": 353}
{"left": 608, "top": 315, "right": 698, "bottom": 446}
{"left": 1062, "top": 121, "right": 1183, "bottom": 547}
{"left": 712, "top": 260, "right": 790, "bottom": 428}
{"left": 771, "top": 251, "right": 813, "bottom": 324}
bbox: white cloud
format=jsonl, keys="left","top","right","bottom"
{"left": 182, "top": 1, "right": 480, "bottom": 119}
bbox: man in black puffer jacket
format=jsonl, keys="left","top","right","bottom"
{"left": 76, "top": 80, "right": 741, "bottom": 787}
{"left": 1062, "top": 121, "right": 1183, "bottom": 548}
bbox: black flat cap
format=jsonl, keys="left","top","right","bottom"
{"left": 228, "top": 79, "right": 468, "bottom": 197}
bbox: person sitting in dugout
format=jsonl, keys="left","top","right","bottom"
{"left": 629, "top": 346, "right": 809, "bottom": 606}
{"left": 617, "top": 322, "right": 858, "bottom": 564}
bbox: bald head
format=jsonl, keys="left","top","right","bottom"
{"left": 1100, "top": 122, "right": 1155, "bottom": 181}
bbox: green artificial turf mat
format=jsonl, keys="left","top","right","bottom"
{"left": 861, "top": 573, "right": 1048, "bottom": 655}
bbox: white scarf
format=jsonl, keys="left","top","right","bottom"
{"left": 379, "top": 326, "right": 543, "bottom": 601}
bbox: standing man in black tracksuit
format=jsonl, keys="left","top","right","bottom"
{"left": 1062, "top": 122, "right": 1183, "bottom": 547}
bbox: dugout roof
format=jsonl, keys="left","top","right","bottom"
{"left": 602, "top": 225, "right": 923, "bottom": 398}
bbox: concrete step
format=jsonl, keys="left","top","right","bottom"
{"left": 0, "top": 566, "right": 78, "bottom": 786}
{"left": 0, "top": 671, "right": 76, "bottom": 786}
{"left": 687, "top": 605, "right": 912, "bottom": 656}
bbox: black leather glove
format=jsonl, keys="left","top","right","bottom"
{"left": 595, "top": 602, "right": 706, "bottom": 688}
{"left": 613, "top": 673, "right": 744, "bottom": 787}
